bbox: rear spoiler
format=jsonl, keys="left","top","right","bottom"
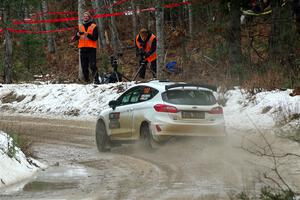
{"left": 165, "top": 84, "right": 217, "bottom": 92}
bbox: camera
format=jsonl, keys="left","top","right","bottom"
{"left": 110, "top": 56, "right": 118, "bottom": 72}
{"left": 79, "top": 31, "right": 84, "bottom": 35}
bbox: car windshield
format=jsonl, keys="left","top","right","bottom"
{"left": 162, "top": 89, "right": 216, "bottom": 105}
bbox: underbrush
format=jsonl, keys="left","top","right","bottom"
{"left": 231, "top": 186, "right": 296, "bottom": 200}
{"left": 0, "top": 128, "right": 35, "bottom": 159}
{"left": 242, "top": 69, "right": 286, "bottom": 95}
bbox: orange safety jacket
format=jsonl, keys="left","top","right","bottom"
{"left": 136, "top": 34, "right": 157, "bottom": 62}
{"left": 78, "top": 23, "right": 97, "bottom": 49}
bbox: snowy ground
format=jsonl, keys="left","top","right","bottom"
{"left": 225, "top": 88, "right": 300, "bottom": 132}
{"left": 0, "top": 83, "right": 298, "bottom": 129}
{"left": 0, "top": 131, "right": 41, "bottom": 189}
{"left": 0, "top": 82, "right": 299, "bottom": 189}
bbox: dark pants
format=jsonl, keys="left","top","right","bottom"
{"left": 139, "top": 59, "right": 157, "bottom": 79}
{"left": 80, "top": 48, "right": 99, "bottom": 83}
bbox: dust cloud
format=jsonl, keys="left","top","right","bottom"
{"left": 0, "top": 115, "right": 299, "bottom": 200}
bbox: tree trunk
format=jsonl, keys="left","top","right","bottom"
{"left": 292, "top": 0, "right": 300, "bottom": 34}
{"left": 269, "top": 0, "right": 281, "bottom": 62}
{"left": 227, "top": 0, "right": 243, "bottom": 82}
{"left": 3, "top": 8, "right": 13, "bottom": 84}
{"left": 155, "top": 0, "right": 165, "bottom": 80}
{"left": 78, "top": 0, "right": 85, "bottom": 80}
{"left": 269, "top": 0, "right": 294, "bottom": 63}
{"left": 93, "top": 0, "right": 107, "bottom": 49}
{"left": 22, "top": 0, "right": 29, "bottom": 20}
{"left": 228, "top": 0, "right": 242, "bottom": 66}
{"left": 42, "top": 0, "right": 56, "bottom": 54}
{"left": 131, "top": 0, "right": 138, "bottom": 39}
{"left": 108, "top": 0, "right": 123, "bottom": 57}
{"left": 186, "top": 0, "right": 193, "bottom": 40}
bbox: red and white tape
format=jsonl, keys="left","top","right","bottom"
{"left": 1, "top": 1, "right": 191, "bottom": 35}
{"left": 31, "top": 0, "right": 131, "bottom": 19}
{"left": 13, "top": 2, "right": 190, "bottom": 25}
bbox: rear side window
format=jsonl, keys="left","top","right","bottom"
{"left": 139, "top": 87, "right": 159, "bottom": 102}
{"left": 162, "top": 89, "right": 216, "bottom": 105}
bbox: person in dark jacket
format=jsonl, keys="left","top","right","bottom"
{"left": 135, "top": 28, "right": 157, "bottom": 79}
{"left": 74, "top": 11, "right": 100, "bottom": 84}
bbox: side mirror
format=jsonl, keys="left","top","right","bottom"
{"left": 109, "top": 100, "right": 117, "bottom": 110}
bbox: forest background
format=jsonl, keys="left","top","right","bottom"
{"left": 0, "top": 0, "right": 299, "bottom": 91}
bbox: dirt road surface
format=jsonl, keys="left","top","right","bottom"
{"left": 0, "top": 115, "right": 299, "bottom": 200}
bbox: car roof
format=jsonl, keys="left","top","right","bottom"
{"left": 134, "top": 80, "right": 215, "bottom": 92}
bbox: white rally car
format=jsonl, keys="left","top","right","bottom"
{"left": 96, "top": 80, "right": 226, "bottom": 152}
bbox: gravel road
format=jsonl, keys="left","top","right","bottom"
{"left": 0, "top": 115, "right": 299, "bottom": 200}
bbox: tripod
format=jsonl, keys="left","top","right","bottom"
{"left": 109, "top": 56, "right": 132, "bottom": 82}
{"left": 132, "top": 54, "right": 156, "bottom": 81}
{"left": 111, "top": 56, "right": 121, "bottom": 83}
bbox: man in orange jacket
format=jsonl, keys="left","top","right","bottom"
{"left": 74, "top": 11, "right": 100, "bottom": 84}
{"left": 135, "top": 28, "right": 157, "bottom": 79}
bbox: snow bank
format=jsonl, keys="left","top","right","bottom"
{"left": 0, "top": 83, "right": 133, "bottom": 120}
{"left": 0, "top": 83, "right": 298, "bottom": 130}
{"left": 224, "top": 88, "right": 300, "bottom": 131}
{"left": 0, "top": 130, "right": 40, "bottom": 188}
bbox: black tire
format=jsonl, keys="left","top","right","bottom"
{"left": 140, "top": 123, "right": 158, "bottom": 150}
{"left": 95, "top": 120, "right": 110, "bottom": 152}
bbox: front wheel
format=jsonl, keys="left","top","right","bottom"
{"left": 95, "top": 120, "right": 110, "bottom": 152}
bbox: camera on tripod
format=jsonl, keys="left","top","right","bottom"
{"left": 110, "top": 56, "right": 119, "bottom": 72}
{"left": 105, "top": 55, "right": 122, "bottom": 83}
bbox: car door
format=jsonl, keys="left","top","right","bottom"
{"left": 130, "top": 86, "right": 159, "bottom": 138}
{"left": 109, "top": 86, "right": 142, "bottom": 140}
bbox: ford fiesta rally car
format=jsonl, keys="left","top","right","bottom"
{"left": 95, "top": 80, "right": 226, "bottom": 152}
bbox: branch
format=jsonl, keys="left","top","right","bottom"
{"left": 244, "top": 113, "right": 296, "bottom": 192}
{"left": 263, "top": 172, "right": 284, "bottom": 191}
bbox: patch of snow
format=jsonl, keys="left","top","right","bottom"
{"left": 224, "top": 89, "right": 300, "bottom": 131}
{"left": 0, "top": 130, "right": 41, "bottom": 189}
{"left": 0, "top": 82, "right": 134, "bottom": 120}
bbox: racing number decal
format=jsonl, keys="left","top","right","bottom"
{"left": 109, "top": 112, "right": 120, "bottom": 129}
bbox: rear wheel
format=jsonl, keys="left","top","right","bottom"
{"left": 95, "top": 120, "right": 110, "bottom": 152}
{"left": 140, "top": 123, "right": 158, "bottom": 150}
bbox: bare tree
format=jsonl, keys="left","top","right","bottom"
{"left": 184, "top": 0, "right": 193, "bottom": 40}
{"left": 78, "top": 0, "right": 85, "bottom": 80}
{"left": 241, "top": 115, "right": 300, "bottom": 193}
{"left": 292, "top": 0, "right": 300, "bottom": 33}
{"left": 131, "top": 0, "right": 138, "bottom": 39}
{"left": 227, "top": 0, "right": 243, "bottom": 82}
{"left": 3, "top": 5, "right": 13, "bottom": 84}
{"left": 155, "top": 0, "right": 165, "bottom": 80}
{"left": 21, "top": 0, "right": 29, "bottom": 20}
{"left": 269, "top": 0, "right": 294, "bottom": 63}
{"left": 42, "top": 0, "right": 56, "bottom": 54}
{"left": 92, "top": 0, "right": 107, "bottom": 49}
{"left": 107, "top": 0, "right": 123, "bottom": 57}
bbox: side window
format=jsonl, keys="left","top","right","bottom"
{"left": 117, "top": 86, "right": 159, "bottom": 106}
{"left": 117, "top": 87, "right": 141, "bottom": 106}
{"left": 138, "top": 87, "right": 159, "bottom": 102}
{"left": 130, "top": 90, "right": 141, "bottom": 103}
{"left": 120, "top": 92, "right": 132, "bottom": 105}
